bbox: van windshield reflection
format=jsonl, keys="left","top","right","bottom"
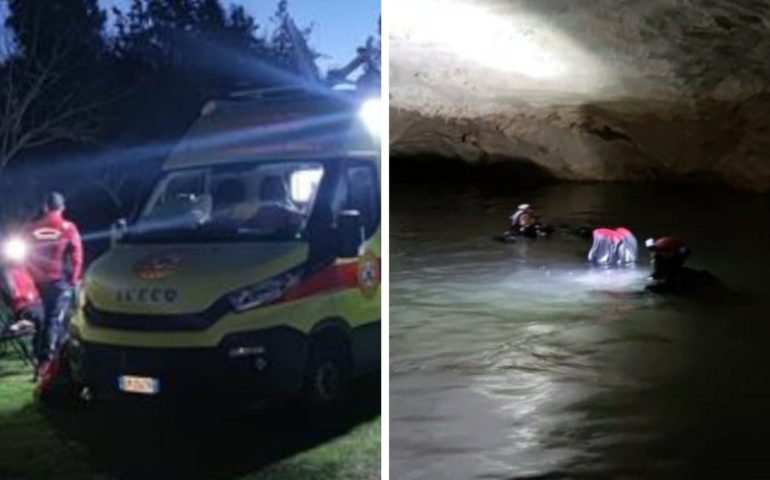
{"left": 124, "top": 161, "right": 324, "bottom": 243}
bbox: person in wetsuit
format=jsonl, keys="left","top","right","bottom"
{"left": 645, "top": 236, "right": 719, "bottom": 294}
{"left": 588, "top": 227, "right": 638, "bottom": 266}
{"left": 494, "top": 203, "right": 595, "bottom": 244}
{"left": 503, "top": 203, "right": 553, "bottom": 240}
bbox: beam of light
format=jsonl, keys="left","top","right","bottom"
{"left": 176, "top": 110, "right": 353, "bottom": 156}
{"left": 175, "top": 33, "right": 375, "bottom": 103}
{"left": 0, "top": 33, "right": 379, "bottom": 239}
{"left": 391, "top": 0, "right": 568, "bottom": 79}
{"left": 9, "top": 109, "right": 355, "bottom": 189}
{"left": 0, "top": 232, "right": 102, "bottom": 263}
{"left": 4, "top": 32, "right": 379, "bottom": 181}
{"left": 81, "top": 229, "right": 113, "bottom": 243}
{"left": 2, "top": 237, "right": 28, "bottom": 262}
{"left": 358, "top": 97, "right": 382, "bottom": 137}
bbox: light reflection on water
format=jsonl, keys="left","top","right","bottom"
{"left": 391, "top": 183, "right": 770, "bottom": 480}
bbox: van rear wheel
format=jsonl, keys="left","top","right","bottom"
{"left": 303, "top": 334, "right": 351, "bottom": 405}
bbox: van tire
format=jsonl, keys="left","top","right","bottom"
{"left": 303, "top": 333, "right": 351, "bottom": 406}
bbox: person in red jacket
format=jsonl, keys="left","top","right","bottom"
{"left": 0, "top": 258, "right": 44, "bottom": 369}
{"left": 1, "top": 260, "right": 42, "bottom": 317}
{"left": 25, "top": 192, "right": 83, "bottom": 369}
{"left": 0, "top": 251, "right": 43, "bottom": 330}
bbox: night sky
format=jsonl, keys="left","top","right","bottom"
{"left": 1, "top": 0, "right": 381, "bottom": 70}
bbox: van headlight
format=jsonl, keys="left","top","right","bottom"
{"left": 359, "top": 97, "right": 381, "bottom": 137}
{"left": 227, "top": 273, "right": 300, "bottom": 313}
{"left": 3, "top": 237, "right": 28, "bottom": 262}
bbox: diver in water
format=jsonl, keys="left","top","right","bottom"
{"left": 497, "top": 204, "right": 553, "bottom": 242}
{"left": 588, "top": 227, "right": 639, "bottom": 266}
{"left": 645, "top": 236, "right": 719, "bottom": 294}
{"left": 593, "top": 235, "right": 726, "bottom": 301}
{"left": 494, "top": 203, "right": 598, "bottom": 244}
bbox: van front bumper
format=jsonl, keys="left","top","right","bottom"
{"left": 69, "top": 327, "right": 310, "bottom": 402}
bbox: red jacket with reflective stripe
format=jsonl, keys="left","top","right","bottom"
{"left": 26, "top": 211, "right": 83, "bottom": 285}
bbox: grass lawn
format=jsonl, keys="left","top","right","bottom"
{"left": 0, "top": 352, "right": 380, "bottom": 480}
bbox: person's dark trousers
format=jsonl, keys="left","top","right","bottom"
{"left": 37, "top": 280, "right": 75, "bottom": 364}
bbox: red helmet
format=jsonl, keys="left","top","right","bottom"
{"left": 646, "top": 236, "right": 687, "bottom": 258}
{"left": 593, "top": 228, "right": 621, "bottom": 243}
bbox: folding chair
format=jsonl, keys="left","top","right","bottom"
{"left": 0, "top": 300, "right": 36, "bottom": 368}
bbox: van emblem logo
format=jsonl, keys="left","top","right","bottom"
{"left": 357, "top": 252, "right": 380, "bottom": 299}
{"left": 134, "top": 254, "right": 181, "bottom": 280}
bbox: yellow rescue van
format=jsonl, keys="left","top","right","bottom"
{"left": 67, "top": 87, "right": 381, "bottom": 403}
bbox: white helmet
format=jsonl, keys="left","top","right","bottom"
{"left": 510, "top": 203, "right": 531, "bottom": 225}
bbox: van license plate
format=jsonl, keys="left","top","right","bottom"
{"left": 118, "top": 375, "right": 160, "bottom": 395}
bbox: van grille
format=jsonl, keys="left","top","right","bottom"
{"left": 83, "top": 299, "right": 231, "bottom": 332}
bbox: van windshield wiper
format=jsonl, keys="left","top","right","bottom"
{"left": 122, "top": 227, "right": 198, "bottom": 243}
{"left": 199, "top": 225, "right": 295, "bottom": 241}
{"left": 123, "top": 227, "right": 297, "bottom": 243}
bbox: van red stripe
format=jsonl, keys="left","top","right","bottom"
{"left": 281, "top": 262, "right": 361, "bottom": 302}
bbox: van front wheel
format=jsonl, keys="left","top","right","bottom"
{"left": 303, "top": 336, "right": 350, "bottom": 405}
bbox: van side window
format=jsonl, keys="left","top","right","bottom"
{"left": 163, "top": 171, "right": 205, "bottom": 203}
{"left": 345, "top": 163, "right": 379, "bottom": 237}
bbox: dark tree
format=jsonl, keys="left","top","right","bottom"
{"left": 111, "top": 0, "right": 279, "bottom": 87}
{"left": 270, "top": 0, "right": 319, "bottom": 80}
{"left": 0, "top": 50, "right": 100, "bottom": 172}
{"left": 0, "top": 0, "right": 107, "bottom": 175}
{"left": 6, "top": 0, "right": 105, "bottom": 64}
{"left": 197, "top": 0, "right": 227, "bottom": 33}
{"left": 0, "top": 0, "right": 324, "bottom": 208}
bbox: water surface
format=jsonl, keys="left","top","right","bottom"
{"left": 391, "top": 183, "right": 770, "bottom": 479}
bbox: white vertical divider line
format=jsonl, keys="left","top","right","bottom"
{"left": 380, "top": 1, "right": 391, "bottom": 478}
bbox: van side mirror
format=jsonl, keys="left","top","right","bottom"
{"left": 337, "top": 209, "right": 363, "bottom": 258}
{"left": 110, "top": 218, "right": 128, "bottom": 246}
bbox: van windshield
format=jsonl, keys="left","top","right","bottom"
{"left": 125, "top": 161, "right": 324, "bottom": 242}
